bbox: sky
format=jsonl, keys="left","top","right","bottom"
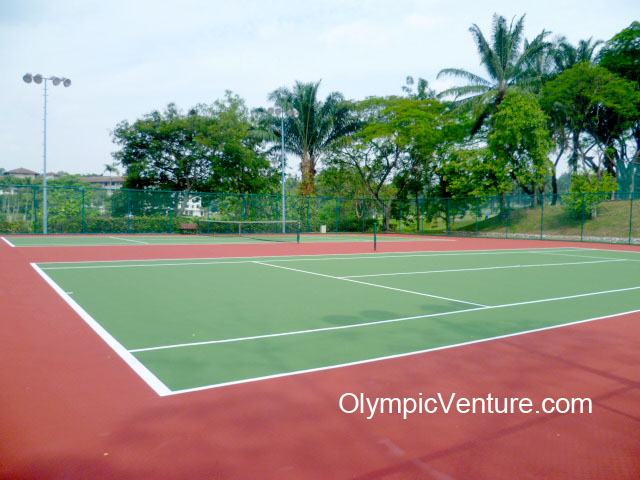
{"left": 0, "top": 0, "right": 637, "bottom": 177}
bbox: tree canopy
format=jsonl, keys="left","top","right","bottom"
{"left": 112, "top": 93, "right": 277, "bottom": 194}
{"left": 108, "top": 14, "right": 640, "bottom": 227}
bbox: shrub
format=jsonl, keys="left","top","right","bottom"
{"left": 563, "top": 173, "right": 618, "bottom": 219}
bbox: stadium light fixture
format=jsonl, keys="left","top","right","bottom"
{"left": 23, "top": 73, "right": 72, "bottom": 234}
{"left": 266, "top": 106, "right": 299, "bottom": 233}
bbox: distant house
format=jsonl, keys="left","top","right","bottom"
{"left": 2, "top": 168, "right": 60, "bottom": 180}
{"left": 82, "top": 176, "right": 125, "bottom": 189}
{"left": 3, "top": 168, "right": 39, "bottom": 180}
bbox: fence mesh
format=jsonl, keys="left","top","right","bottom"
{"left": 0, "top": 185, "right": 637, "bottom": 245}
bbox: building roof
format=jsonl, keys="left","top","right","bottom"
{"left": 83, "top": 176, "right": 125, "bottom": 183}
{"left": 5, "top": 168, "right": 39, "bottom": 175}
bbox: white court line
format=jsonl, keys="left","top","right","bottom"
{"left": 575, "top": 246, "right": 640, "bottom": 255}
{"left": 254, "top": 261, "right": 488, "bottom": 307}
{"left": 130, "top": 284, "right": 640, "bottom": 354}
{"left": 341, "top": 259, "right": 628, "bottom": 279}
{"left": 30, "top": 263, "right": 172, "bottom": 397}
{"left": 529, "top": 250, "right": 634, "bottom": 262}
{"left": 166, "top": 307, "right": 640, "bottom": 395}
{"left": 39, "top": 248, "right": 586, "bottom": 270}
{"left": 108, "top": 236, "right": 149, "bottom": 244}
{"left": 35, "top": 247, "right": 585, "bottom": 265}
{"left": 1, "top": 237, "right": 15, "bottom": 247}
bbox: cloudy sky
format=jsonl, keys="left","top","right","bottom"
{"left": 1, "top": 0, "right": 636, "bottom": 176}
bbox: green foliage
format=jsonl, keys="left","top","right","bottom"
{"left": 488, "top": 91, "right": 554, "bottom": 194}
{"left": 541, "top": 62, "right": 640, "bottom": 175}
{"left": 316, "top": 165, "right": 368, "bottom": 199}
{"left": 564, "top": 172, "right": 619, "bottom": 219}
{"left": 598, "top": 21, "right": 640, "bottom": 85}
{"left": 542, "top": 63, "right": 639, "bottom": 122}
{"left": 552, "top": 37, "right": 603, "bottom": 73}
{"left": 199, "top": 93, "right": 278, "bottom": 194}
{"left": 438, "top": 148, "right": 513, "bottom": 197}
{"left": 112, "top": 93, "right": 277, "bottom": 195}
{"left": 329, "top": 96, "right": 454, "bottom": 229}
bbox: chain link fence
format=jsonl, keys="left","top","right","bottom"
{"left": 0, "top": 185, "right": 638, "bottom": 244}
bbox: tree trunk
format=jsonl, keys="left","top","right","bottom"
{"left": 299, "top": 154, "right": 316, "bottom": 196}
{"left": 384, "top": 199, "right": 392, "bottom": 232}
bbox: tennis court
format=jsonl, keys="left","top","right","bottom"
{"left": 3, "top": 234, "right": 640, "bottom": 479}
{"left": 33, "top": 246, "right": 640, "bottom": 395}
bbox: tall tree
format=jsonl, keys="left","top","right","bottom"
{"left": 328, "top": 96, "right": 455, "bottom": 230}
{"left": 112, "top": 94, "right": 277, "bottom": 195}
{"left": 598, "top": 21, "right": 640, "bottom": 85}
{"left": 541, "top": 63, "right": 640, "bottom": 182}
{"left": 536, "top": 37, "right": 603, "bottom": 197}
{"left": 103, "top": 163, "right": 119, "bottom": 186}
{"left": 112, "top": 103, "right": 216, "bottom": 192}
{"left": 437, "top": 14, "right": 549, "bottom": 133}
{"left": 199, "top": 93, "right": 278, "bottom": 194}
{"left": 267, "top": 81, "right": 353, "bottom": 196}
{"left": 598, "top": 21, "right": 640, "bottom": 191}
{"left": 488, "top": 90, "right": 554, "bottom": 196}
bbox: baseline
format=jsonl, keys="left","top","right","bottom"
{"left": 166, "top": 307, "right": 640, "bottom": 395}
{"left": 30, "top": 263, "right": 172, "bottom": 396}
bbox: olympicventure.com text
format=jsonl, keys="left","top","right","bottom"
{"left": 339, "top": 392, "right": 593, "bottom": 420}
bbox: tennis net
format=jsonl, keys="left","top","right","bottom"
{"left": 198, "top": 219, "right": 301, "bottom": 243}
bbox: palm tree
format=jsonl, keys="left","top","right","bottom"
{"left": 552, "top": 37, "right": 603, "bottom": 73}
{"left": 437, "top": 14, "right": 550, "bottom": 134}
{"left": 267, "top": 80, "right": 354, "bottom": 195}
{"left": 103, "top": 163, "right": 119, "bottom": 187}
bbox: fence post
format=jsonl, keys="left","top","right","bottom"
{"left": 629, "top": 193, "right": 634, "bottom": 245}
{"left": 335, "top": 199, "right": 339, "bottom": 232}
{"left": 81, "top": 188, "right": 86, "bottom": 233}
{"left": 243, "top": 195, "right": 247, "bottom": 221}
{"left": 475, "top": 197, "right": 479, "bottom": 237}
{"left": 540, "top": 195, "right": 544, "bottom": 239}
{"left": 307, "top": 196, "right": 311, "bottom": 232}
{"left": 506, "top": 196, "right": 511, "bottom": 238}
{"left": 580, "top": 193, "right": 586, "bottom": 242}
{"left": 446, "top": 198, "right": 451, "bottom": 234}
{"left": 127, "top": 190, "right": 131, "bottom": 234}
{"left": 32, "top": 186, "right": 38, "bottom": 233}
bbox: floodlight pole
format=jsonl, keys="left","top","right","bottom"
{"left": 280, "top": 112, "right": 286, "bottom": 233}
{"left": 23, "top": 73, "right": 71, "bottom": 234}
{"left": 266, "top": 106, "right": 298, "bottom": 233}
{"left": 42, "top": 79, "right": 48, "bottom": 235}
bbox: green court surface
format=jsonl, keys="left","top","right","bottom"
{"left": 35, "top": 247, "right": 640, "bottom": 395}
{"left": 5, "top": 233, "right": 447, "bottom": 247}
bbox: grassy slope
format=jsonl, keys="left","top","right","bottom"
{"left": 415, "top": 199, "right": 639, "bottom": 241}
